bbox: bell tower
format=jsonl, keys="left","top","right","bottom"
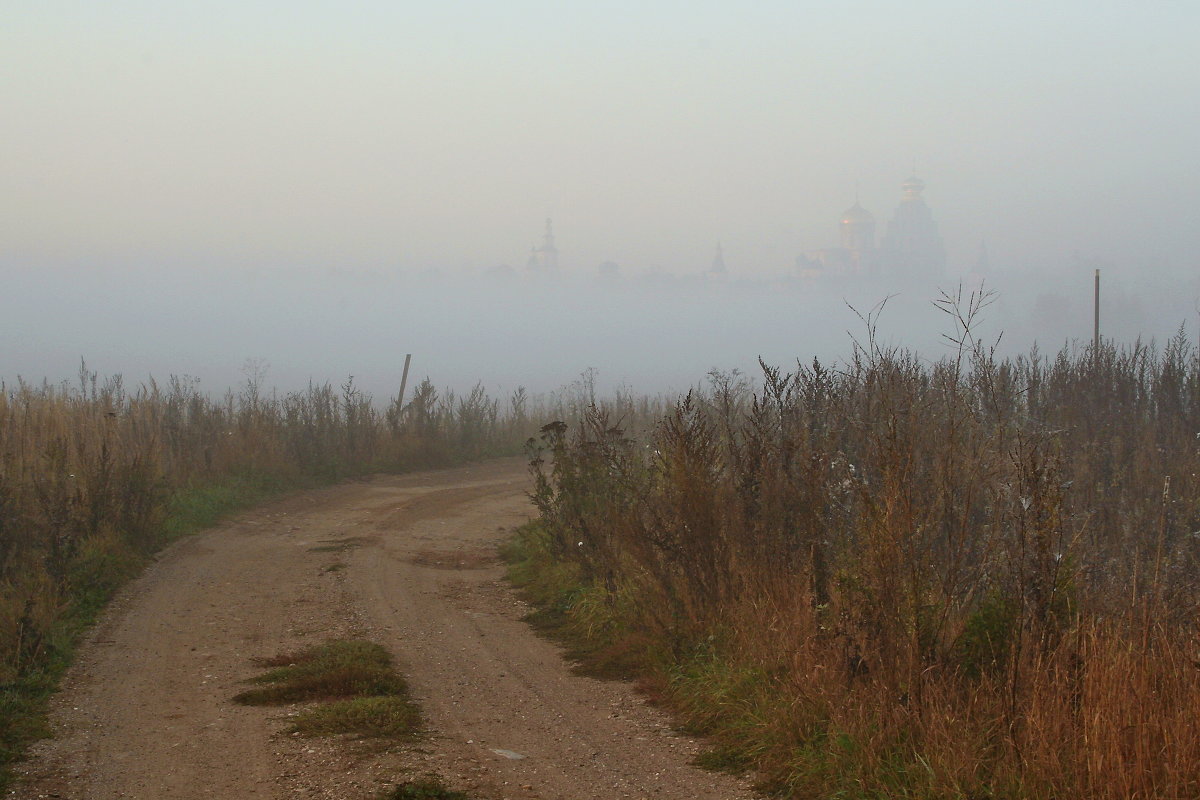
{"left": 527, "top": 218, "right": 559, "bottom": 272}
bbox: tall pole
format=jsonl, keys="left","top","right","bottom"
{"left": 397, "top": 354, "right": 412, "bottom": 410}
{"left": 1094, "top": 269, "right": 1100, "bottom": 354}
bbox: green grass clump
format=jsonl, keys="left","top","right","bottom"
{"left": 161, "top": 471, "right": 295, "bottom": 541}
{"left": 235, "top": 640, "right": 422, "bottom": 740}
{"left": 381, "top": 778, "right": 470, "bottom": 799}
{"left": 290, "top": 695, "right": 421, "bottom": 738}
{"left": 234, "top": 640, "right": 406, "bottom": 706}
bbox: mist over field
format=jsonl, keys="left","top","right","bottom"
{"left": 3, "top": 258, "right": 1198, "bottom": 400}
{"left": 8, "top": 5, "right": 1200, "bottom": 798}
{"left": 3, "top": 1, "right": 1198, "bottom": 397}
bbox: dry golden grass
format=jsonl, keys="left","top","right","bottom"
{"left": 519, "top": 327, "right": 1200, "bottom": 799}
{"left": 0, "top": 371, "right": 532, "bottom": 677}
{"left": 0, "top": 363, "right": 674, "bottom": 787}
{"left": 0, "top": 368, "right": 558, "bottom": 786}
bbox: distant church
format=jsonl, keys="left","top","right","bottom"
{"left": 527, "top": 218, "right": 559, "bottom": 273}
{"left": 799, "top": 176, "right": 946, "bottom": 280}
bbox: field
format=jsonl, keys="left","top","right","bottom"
{"left": 6, "top": 307, "right": 1200, "bottom": 797}
{"left": 514, "top": 318, "right": 1200, "bottom": 798}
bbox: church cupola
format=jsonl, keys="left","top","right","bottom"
{"left": 840, "top": 201, "right": 876, "bottom": 253}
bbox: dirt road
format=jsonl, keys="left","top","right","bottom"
{"left": 11, "top": 458, "right": 756, "bottom": 800}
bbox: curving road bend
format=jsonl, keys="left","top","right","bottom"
{"left": 11, "top": 457, "right": 756, "bottom": 800}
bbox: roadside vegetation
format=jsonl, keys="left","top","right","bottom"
{"left": 511, "top": 299, "right": 1200, "bottom": 799}
{"left": 0, "top": 366, "right": 536, "bottom": 788}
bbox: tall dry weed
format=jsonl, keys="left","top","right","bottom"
{"left": 0, "top": 367, "right": 546, "bottom": 683}
{"left": 528, "top": 328, "right": 1200, "bottom": 798}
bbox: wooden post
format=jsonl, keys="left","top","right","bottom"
{"left": 1094, "top": 269, "right": 1100, "bottom": 354}
{"left": 397, "top": 354, "right": 412, "bottom": 410}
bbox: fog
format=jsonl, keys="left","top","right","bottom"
{"left": 3, "top": 2, "right": 1198, "bottom": 399}
{"left": 4, "top": 259, "right": 1197, "bottom": 401}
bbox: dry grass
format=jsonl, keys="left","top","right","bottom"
{"left": 517, "top": 316, "right": 1200, "bottom": 799}
{"left": 0, "top": 368, "right": 543, "bottom": 786}
{"left": 0, "top": 362, "right": 671, "bottom": 789}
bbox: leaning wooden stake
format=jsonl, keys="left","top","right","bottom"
{"left": 398, "top": 354, "right": 412, "bottom": 411}
{"left": 1094, "top": 269, "right": 1100, "bottom": 354}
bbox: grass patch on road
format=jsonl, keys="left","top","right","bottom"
{"left": 235, "top": 639, "right": 421, "bottom": 739}
{"left": 381, "top": 777, "right": 471, "bottom": 799}
{"left": 239, "top": 640, "right": 473, "bottom": 795}
{"left": 291, "top": 696, "right": 421, "bottom": 738}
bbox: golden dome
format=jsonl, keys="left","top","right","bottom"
{"left": 901, "top": 176, "right": 926, "bottom": 197}
{"left": 841, "top": 202, "right": 874, "bottom": 225}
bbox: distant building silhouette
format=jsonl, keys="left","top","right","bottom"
{"left": 527, "top": 218, "right": 559, "bottom": 273}
{"left": 801, "top": 199, "right": 877, "bottom": 276}
{"left": 881, "top": 176, "right": 945, "bottom": 279}
{"left": 841, "top": 201, "right": 876, "bottom": 253}
{"left": 798, "top": 175, "right": 945, "bottom": 280}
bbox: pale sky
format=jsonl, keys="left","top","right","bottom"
{"left": 4, "top": 1, "right": 1197, "bottom": 276}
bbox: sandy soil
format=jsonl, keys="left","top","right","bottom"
{"left": 10, "top": 458, "right": 757, "bottom": 800}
